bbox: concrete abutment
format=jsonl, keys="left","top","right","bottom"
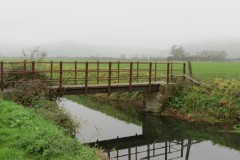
{"left": 144, "top": 84, "right": 173, "bottom": 112}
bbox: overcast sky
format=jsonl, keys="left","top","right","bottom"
{"left": 1, "top": 0, "right": 240, "bottom": 49}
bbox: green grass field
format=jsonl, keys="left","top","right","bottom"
{"left": 190, "top": 62, "right": 240, "bottom": 81}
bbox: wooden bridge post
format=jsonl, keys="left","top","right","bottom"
{"left": 31, "top": 61, "right": 35, "bottom": 80}
{"left": 129, "top": 62, "right": 133, "bottom": 91}
{"left": 23, "top": 60, "right": 26, "bottom": 80}
{"left": 97, "top": 61, "right": 99, "bottom": 84}
{"left": 108, "top": 61, "right": 112, "bottom": 95}
{"left": 117, "top": 61, "right": 120, "bottom": 84}
{"left": 74, "top": 61, "right": 77, "bottom": 85}
{"left": 154, "top": 61, "right": 157, "bottom": 82}
{"left": 1, "top": 61, "right": 3, "bottom": 91}
{"left": 85, "top": 61, "right": 89, "bottom": 95}
{"left": 183, "top": 62, "right": 186, "bottom": 80}
{"left": 148, "top": 62, "right": 152, "bottom": 92}
{"left": 50, "top": 61, "right": 53, "bottom": 81}
{"left": 59, "top": 61, "right": 63, "bottom": 93}
{"left": 137, "top": 61, "right": 139, "bottom": 83}
{"left": 188, "top": 61, "right": 193, "bottom": 78}
{"left": 167, "top": 62, "right": 170, "bottom": 84}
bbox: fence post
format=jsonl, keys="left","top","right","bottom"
{"left": 59, "top": 61, "right": 63, "bottom": 93}
{"left": 97, "top": 61, "right": 99, "bottom": 84}
{"left": 170, "top": 62, "right": 173, "bottom": 79}
{"left": 1, "top": 62, "right": 3, "bottom": 91}
{"left": 74, "top": 61, "right": 77, "bottom": 85}
{"left": 188, "top": 61, "right": 193, "bottom": 78}
{"left": 32, "top": 61, "right": 35, "bottom": 80}
{"left": 129, "top": 62, "right": 133, "bottom": 91}
{"left": 148, "top": 62, "right": 152, "bottom": 92}
{"left": 23, "top": 61, "right": 26, "bottom": 80}
{"left": 183, "top": 62, "right": 186, "bottom": 80}
{"left": 108, "top": 61, "right": 112, "bottom": 95}
{"left": 167, "top": 62, "right": 170, "bottom": 84}
{"left": 85, "top": 61, "right": 88, "bottom": 95}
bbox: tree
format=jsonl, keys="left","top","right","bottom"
{"left": 170, "top": 45, "right": 187, "bottom": 60}
{"left": 22, "top": 46, "right": 47, "bottom": 62}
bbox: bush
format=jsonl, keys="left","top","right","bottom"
{"left": 168, "top": 79, "right": 240, "bottom": 122}
{"left": 2, "top": 80, "right": 79, "bottom": 136}
{"left": 3, "top": 64, "right": 49, "bottom": 88}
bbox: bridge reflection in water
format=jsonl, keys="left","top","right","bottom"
{"left": 103, "top": 139, "right": 196, "bottom": 160}
{"left": 87, "top": 114, "right": 199, "bottom": 160}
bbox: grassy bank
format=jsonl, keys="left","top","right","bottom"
{"left": 164, "top": 79, "right": 240, "bottom": 123}
{"left": 0, "top": 99, "right": 102, "bottom": 160}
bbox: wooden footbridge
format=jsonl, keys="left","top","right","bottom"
{"left": 0, "top": 61, "right": 187, "bottom": 95}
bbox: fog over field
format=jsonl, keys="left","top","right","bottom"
{"left": 1, "top": 0, "right": 240, "bottom": 58}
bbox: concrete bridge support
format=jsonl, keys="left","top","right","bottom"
{"left": 144, "top": 84, "right": 172, "bottom": 112}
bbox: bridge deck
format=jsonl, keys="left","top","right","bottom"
{"left": 50, "top": 81, "right": 169, "bottom": 95}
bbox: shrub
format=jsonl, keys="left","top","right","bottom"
{"left": 2, "top": 80, "right": 79, "bottom": 136}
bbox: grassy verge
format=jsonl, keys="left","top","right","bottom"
{"left": 0, "top": 99, "right": 103, "bottom": 160}
{"left": 164, "top": 78, "right": 240, "bottom": 123}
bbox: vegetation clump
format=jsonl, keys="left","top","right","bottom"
{"left": 2, "top": 80, "right": 79, "bottom": 136}
{"left": 166, "top": 78, "right": 240, "bottom": 123}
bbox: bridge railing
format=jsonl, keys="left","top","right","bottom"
{"left": 0, "top": 61, "right": 186, "bottom": 92}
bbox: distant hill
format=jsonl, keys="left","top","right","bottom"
{"left": 182, "top": 39, "right": 240, "bottom": 58}
{"left": 39, "top": 41, "right": 166, "bottom": 58}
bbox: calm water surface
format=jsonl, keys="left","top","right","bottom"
{"left": 59, "top": 98, "right": 240, "bottom": 160}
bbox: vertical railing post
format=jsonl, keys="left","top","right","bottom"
{"left": 85, "top": 61, "right": 89, "bottom": 95}
{"left": 1, "top": 62, "right": 3, "bottom": 91}
{"left": 167, "top": 62, "right": 170, "bottom": 84}
{"left": 117, "top": 61, "right": 120, "bottom": 84}
{"left": 137, "top": 61, "right": 139, "bottom": 83}
{"left": 74, "top": 61, "right": 77, "bottom": 85}
{"left": 108, "top": 61, "right": 112, "bottom": 95}
{"left": 170, "top": 62, "right": 173, "bottom": 79}
{"left": 97, "top": 61, "right": 100, "bottom": 84}
{"left": 148, "top": 62, "right": 152, "bottom": 92}
{"left": 31, "top": 61, "right": 35, "bottom": 80}
{"left": 59, "top": 61, "right": 63, "bottom": 93}
{"left": 154, "top": 61, "right": 157, "bottom": 82}
{"left": 129, "top": 62, "right": 133, "bottom": 91}
{"left": 188, "top": 61, "right": 193, "bottom": 78}
{"left": 23, "top": 60, "right": 26, "bottom": 80}
{"left": 181, "top": 140, "right": 184, "bottom": 157}
{"left": 50, "top": 61, "right": 53, "bottom": 81}
{"left": 183, "top": 62, "right": 186, "bottom": 80}
{"left": 165, "top": 141, "right": 168, "bottom": 160}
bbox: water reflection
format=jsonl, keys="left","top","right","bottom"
{"left": 59, "top": 98, "right": 240, "bottom": 160}
{"left": 87, "top": 114, "right": 240, "bottom": 160}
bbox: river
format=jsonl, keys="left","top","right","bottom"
{"left": 59, "top": 98, "right": 240, "bottom": 160}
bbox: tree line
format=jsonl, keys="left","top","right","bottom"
{"left": 167, "top": 45, "right": 228, "bottom": 61}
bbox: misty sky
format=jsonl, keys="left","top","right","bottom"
{"left": 1, "top": 0, "right": 240, "bottom": 49}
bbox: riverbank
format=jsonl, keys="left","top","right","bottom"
{"left": 72, "top": 78, "right": 240, "bottom": 125}
{"left": 165, "top": 78, "right": 240, "bottom": 124}
{"left": 0, "top": 99, "right": 103, "bottom": 160}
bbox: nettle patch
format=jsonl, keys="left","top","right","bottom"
{"left": 170, "top": 79, "right": 240, "bottom": 121}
